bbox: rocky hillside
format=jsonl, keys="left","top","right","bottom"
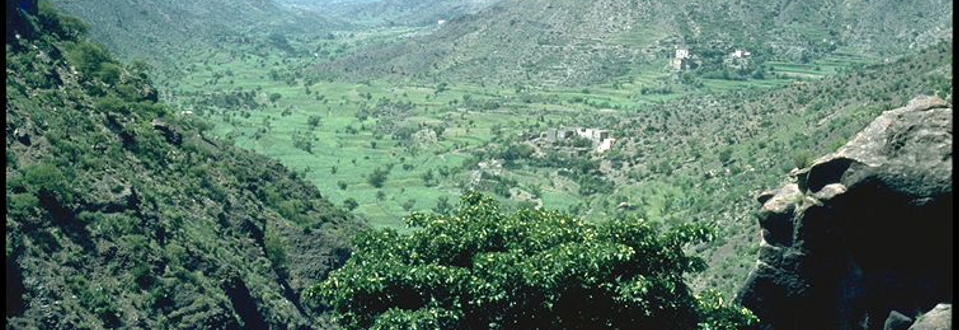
{"left": 279, "top": 0, "right": 500, "bottom": 27}
{"left": 338, "top": 0, "right": 500, "bottom": 27}
{"left": 6, "top": 2, "right": 363, "bottom": 329}
{"left": 737, "top": 96, "right": 952, "bottom": 330}
{"left": 314, "top": 0, "right": 952, "bottom": 86}
{"left": 587, "top": 40, "right": 952, "bottom": 297}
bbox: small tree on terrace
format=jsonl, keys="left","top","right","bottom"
{"left": 308, "top": 193, "right": 758, "bottom": 330}
{"left": 367, "top": 167, "right": 389, "bottom": 188}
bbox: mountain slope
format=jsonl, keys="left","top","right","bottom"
{"left": 606, "top": 40, "right": 953, "bottom": 296}
{"left": 314, "top": 0, "right": 953, "bottom": 87}
{"left": 48, "top": 0, "right": 342, "bottom": 73}
{"left": 6, "top": 2, "right": 363, "bottom": 329}
{"left": 341, "top": 0, "right": 500, "bottom": 27}
{"left": 278, "top": 0, "right": 499, "bottom": 27}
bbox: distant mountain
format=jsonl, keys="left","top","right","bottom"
{"left": 49, "top": 0, "right": 342, "bottom": 67}
{"left": 314, "top": 0, "right": 953, "bottom": 86}
{"left": 6, "top": 2, "right": 363, "bottom": 328}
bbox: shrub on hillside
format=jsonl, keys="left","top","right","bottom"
{"left": 309, "top": 193, "right": 758, "bottom": 330}
{"left": 367, "top": 167, "right": 390, "bottom": 188}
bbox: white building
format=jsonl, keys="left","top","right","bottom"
{"left": 596, "top": 138, "right": 617, "bottom": 153}
{"left": 575, "top": 128, "right": 611, "bottom": 142}
{"left": 672, "top": 48, "right": 695, "bottom": 71}
{"left": 732, "top": 49, "right": 752, "bottom": 59}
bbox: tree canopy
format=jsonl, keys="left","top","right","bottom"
{"left": 308, "top": 193, "right": 757, "bottom": 330}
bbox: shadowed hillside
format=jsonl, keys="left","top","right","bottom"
{"left": 6, "top": 2, "right": 363, "bottom": 328}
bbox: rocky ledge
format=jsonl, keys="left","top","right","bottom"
{"left": 737, "top": 96, "right": 953, "bottom": 330}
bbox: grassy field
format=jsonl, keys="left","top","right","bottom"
{"left": 160, "top": 31, "right": 882, "bottom": 228}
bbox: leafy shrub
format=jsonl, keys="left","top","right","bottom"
{"left": 367, "top": 167, "right": 390, "bottom": 188}
{"left": 307, "top": 115, "right": 323, "bottom": 130}
{"left": 21, "top": 163, "right": 74, "bottom": 205}
{"left": 37, "top": 0, "right": 90, "bottom": 40}
{"left": 309, "top": 193, "right": 758, "bottom": 330}
{"left": 8, "top": 192, "right": 40, "bottom": 218}
{"left": 65, "top": 40, "right": 114, "bottom": 79}
{"left": 402, "top": 199, "right": 417, "bottom": 211}
{"left": 269, "top": 93, "right": 282, "bottom": 103}
{"left": 265, "top": 228, "right": 290, "bottom": 277}
{"left": 791, "top": 150, "right": 815, "bottom": 169}
{"left": 343, "top": 198, "right": 359, "bottom": 211}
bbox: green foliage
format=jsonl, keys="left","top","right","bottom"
{"left": 791, "top": 150, "right": 815, "bottom": 169}
{"left": 20, "top": 163, "right": 74, "bottom": 205}
{"left": 8, "top": 192, "right": 40, "bottom": 218}
{"left": 37, "top": 0, "right": 90, "bottom": 40}
{"left": 265, "top": 227, "right": 290, "bottom": 277}
{"left": 433, "top": 196, "right": 453, "bottom": 215}
{"left": 307, "top": 115, "right": 323, "bottom": 130}
{"left": 65, "top": 40, "right": 116, "bottom": 81}
{"left": 344, "top": 197, "right": 360, "bottom": 211}
{"left": 500, "top": 143, "right": 535, "bottom": 167}
{"left": 269, "top": 92, "right": 283, "bottom": 103}
{"left": 402, "top": 198, "right": 417, "bottom": 211}
{"left": 79, "top": 284, "right": 122, "bottom": 328}
{"left": 292, "top": 130, "right": 314, "bottom": 154}
{"left": 5, "top": 4, "right": 363, "bottom": 328}
{"left": 718, "top": 148, "right": 733, "bottom": 165}
{"left": 310, "top": 193, "right": 757, "bottom": 330}
{"left": 367, "top": 167, "right": 390, "bottom": 188}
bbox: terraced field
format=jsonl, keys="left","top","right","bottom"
{"left": 164, "top": 33, "right": 892, "bottom": 228}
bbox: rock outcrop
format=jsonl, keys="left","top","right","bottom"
{"left": 908, "top": 304, "right": 952, "bottom": 330}
{"left": 737, "top": 96, "right": 953, "bottom": 330}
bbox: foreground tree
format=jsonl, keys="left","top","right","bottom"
{"left": 308, "top": 193, "right": 757, "bottom": 330}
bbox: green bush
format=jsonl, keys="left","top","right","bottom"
{"left": 343, "top": 198, "right": 360, "bottom": 211}
{"left": 8, "top": 192, "right": 40, "bottom": 218}
{"left": 94, "top": 62, "right": 122, "bottom": 85}
{"left": 367, "top": 167, "right": 390, "bottom": 188}
{"left": 65, "top": 40, "right": 114, "bottom": 79}
{"left": 309, "top": 193, "right": 758, "bottom": 330}
{"left": 791, "top": 150, "right": 815, "bottom": 169}
{"left": 265, "top": 228, "right": 290, "bottom": 277}
{"left": 22, "top": 163, "right": 74, "bottom": 205}
{"left": 37, "top": 0, "right": 90, "bottom": 40}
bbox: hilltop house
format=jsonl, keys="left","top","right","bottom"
{"left": 544, "top": 128, "right": 616, "bottom": 154}
{"left": 731, "top": 49, "right": 751, "bottom": 58}
{"left": 671, "top": 48, "right": 700, "bottom": 71}
{"left": 725, "top": 49, "right": 753, "bottom": 71}
{"left": 575, "top": 128, "right": 610, "bottom": 141}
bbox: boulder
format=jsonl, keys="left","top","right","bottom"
{"left": 737, "top": 96, "right": 953, "bottom": 330}
{"left": 885, "top": 310, "right": 913, "bottom": 330}
{"left": 908, "top": 304, "right": 951, "bottom": 330}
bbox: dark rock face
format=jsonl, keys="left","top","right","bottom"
{"left": 737, "top": 96, "right": 953, "bottom": 330}
{"left": 6, "top": 0, "right": 37, "bottom": 44}
{"left": 885, "top": 311, "right": 914, "bottom": 330}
